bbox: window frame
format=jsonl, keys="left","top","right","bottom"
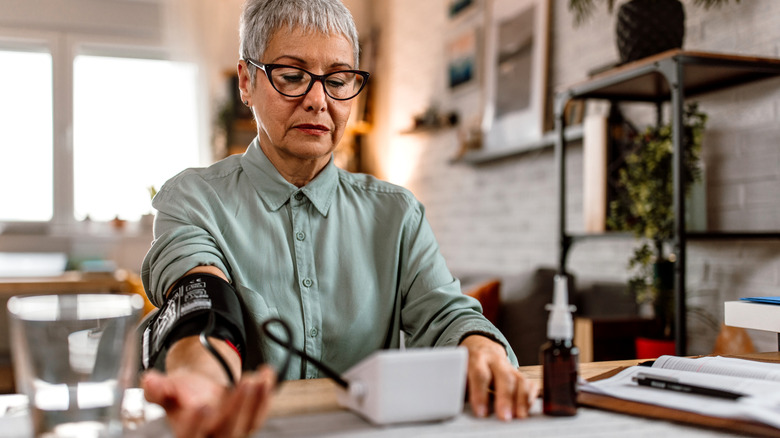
{"left": 0, "top": 28, "right": 210, "bottom": 235}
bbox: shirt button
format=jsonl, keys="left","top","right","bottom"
{"left": 302, "top": 278, "right": 313, "bottom": 287}
{"left": 310, "top": 328, "right": 318, "bottom": 337}
{"left": 295, "top": 192, "right": 304, "bottom": 201}
{"left": 296, "top": 231, "right": 306, "bottom": 241}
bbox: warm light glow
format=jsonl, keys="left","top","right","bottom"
{"left": 384, "top": 134, "right": 423, "bottom": 188}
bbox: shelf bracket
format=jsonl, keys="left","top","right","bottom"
{"left": 554, "top": 91, "right": 573, "bottom": 275}
{"left": 655, "top": 56, "right": 688, "bottom": 357}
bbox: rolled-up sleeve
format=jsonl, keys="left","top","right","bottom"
{"left": 141, "top": 173, "right": 230, "bottom": 306}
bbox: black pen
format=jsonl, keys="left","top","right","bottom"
{"left": 632, "top": 373, "right": 745, "bottom": 400}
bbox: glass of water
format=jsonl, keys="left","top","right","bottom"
{"left": 8, "top": 294, "right": 144, "bottom": 438}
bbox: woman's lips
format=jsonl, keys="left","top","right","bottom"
{"left": 294, "top": 124, "right": 330, "bottom": 136}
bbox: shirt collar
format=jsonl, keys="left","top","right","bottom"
{"left": 240, "top": 138, "right": 337, "bottom": 216}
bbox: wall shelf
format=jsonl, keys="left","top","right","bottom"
{"left": 555, "top": 49, "right": 780, "bottom": 356}
{"left": 400, "top": 125, "right": 455, "bottom": 135}
{"left": 567, "top": 231, "right": 780, "bottom": 243}
{"left": 687, "top": 232, "right": 780, "bottom": 240}
{"left": 459, "top": 125, "right": 584, "bottom": 164}
{"left": 567, "top": 232, "right": 635, "bottom": 243}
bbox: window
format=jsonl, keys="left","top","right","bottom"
{"left": 73, "top": 55, "right": 200, "bottom": 221}
{"left": 0, "top": 49, "right": 54, "bottom": 222}
{"left": 0, "top": 41, "right": 204, "bottom": 228}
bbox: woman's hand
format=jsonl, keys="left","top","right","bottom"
{"left": 460, "top": 335, "right": 539, "bottom": 421}
{"left": 143, "top": 264, "right": 277, "bottom": 437}
{"left": 141, "top": 365, "right": 276, "bottom": 438}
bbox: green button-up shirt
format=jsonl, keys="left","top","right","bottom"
{"left": 142, "top": 139, "right": 517, "bottom": 379}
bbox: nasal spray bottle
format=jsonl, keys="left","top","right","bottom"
{"left": 542, "top": 274, "right": 579, "bottom": 416}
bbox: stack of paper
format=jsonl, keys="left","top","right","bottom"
{"left": 580, "top": 355, "right": 780, "bottom": 434}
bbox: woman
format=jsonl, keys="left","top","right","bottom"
{"left": 141, "top": 0, "right": 538, "bottom": 436}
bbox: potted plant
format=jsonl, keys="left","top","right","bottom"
{"left": 607, "top": 102, "right": 707, "bottom": 356}
{"left": 568, "top": 0, "right": 741, "bottom": 64}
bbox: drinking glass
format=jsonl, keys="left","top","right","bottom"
{"left": 8, "top": 294, "right": 144, "bottom": 438}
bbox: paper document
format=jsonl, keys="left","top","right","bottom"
{"left": 652, "top": 355, "right": 780, "bottom": 382}
{"left": 581, "top": 356, "right": 780, "bottom": 429}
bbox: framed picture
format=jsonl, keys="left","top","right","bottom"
{"left": 481, "top": 0, "right": 550, "bottom": 151}
{"left": 447, "top": 26, "right": 480, "bottom": 90}
{"left": 449, "top": 0, "right": 476, "bottom": 19}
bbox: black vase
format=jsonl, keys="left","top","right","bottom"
{"left": 615, "top": 0, "right": 686, "bottom": 64}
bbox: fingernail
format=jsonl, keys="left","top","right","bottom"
{"left": 475, "top": 404, "right": 488, "bottom": 418}
{"left": 500, "top": 407, "right": 513, "bottom": 421}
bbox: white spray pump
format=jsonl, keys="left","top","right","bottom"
{"left": 546, "top": 274, "right": 576, "bottom": 341}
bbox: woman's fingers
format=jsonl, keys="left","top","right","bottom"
{"left": 250, "top": 367, "right": 277, "bottom": 430}
{"left": 174, "top": 405, "right": 213, "bottom": 438}
{"left": 461, "top": 335, "right": 539, "bottom": 421}
{"left": 203, "top": 366, "right": 277, "bottom": 438}
{"left": 466, "top": 355, "right": 492, "bottom": 418}
{"left": 489, "top": 361, "right": 518, "bottom": 421}
{"left": 140, "top": 370, "right": 177, "bottom": 409}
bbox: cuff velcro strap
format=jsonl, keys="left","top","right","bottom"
{"left": 142, "top": 273, "right": 246, "bottom": 370}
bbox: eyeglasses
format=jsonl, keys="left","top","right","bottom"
{"left": 245, "top": 59, "right": 370, "bottom": 101}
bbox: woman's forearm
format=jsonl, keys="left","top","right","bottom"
{"left": 165, "top": 335, "right": 242, "bottom": 387}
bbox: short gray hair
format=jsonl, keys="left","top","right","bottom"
{"left": 239, "top": 0, "right": 360, "bottom": 84}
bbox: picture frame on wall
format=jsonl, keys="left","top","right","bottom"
{"left": 446, "top": 0, "right": 485, "bottom": 96}
{"left": 481, "top": 0, "right": 550, "bottom": 151}
{"left": 446, "top": 25, "right": 480, "bottom": 90}
{"left": 449, "top": 0, "right": 476, "bottom": 19}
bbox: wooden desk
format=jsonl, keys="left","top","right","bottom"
{"left": 268, "top": 352, "right": 780, "bottom": 419}
{"left": 0, "top": 271, "right": 134, "bottom": 295}
{"left": 268, "top": 357, "right": 647, "bottom": 418}
{"left": 254, "top": 355, "right": 780, "bottom": 438}
{"left": 5, "top": 354, "right": 770, "bottom": 437}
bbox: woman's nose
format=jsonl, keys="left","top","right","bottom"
{"left": 302, "top": 79, "right": 328, "bottom": 112}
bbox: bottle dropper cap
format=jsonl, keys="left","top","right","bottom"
{"left": 546, "top": 274, "right": 576, "bottom": 340}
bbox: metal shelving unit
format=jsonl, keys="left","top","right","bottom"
{"left": 554, "top": 49, "right": 780, "bottom": 356}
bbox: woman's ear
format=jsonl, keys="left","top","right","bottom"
{"left": 237, "top": 60, "right": 252, "bottom": 107}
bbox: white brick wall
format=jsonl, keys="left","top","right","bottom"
{"left": 370, "top": 0, "right": 780, "bottom": 354}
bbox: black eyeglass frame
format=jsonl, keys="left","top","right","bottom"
{"left": 245, "top": 58, "right": 370, "bottom": 101}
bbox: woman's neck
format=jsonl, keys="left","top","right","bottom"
{"left": 258, "top": 141, "right": 330, "bottom": 188}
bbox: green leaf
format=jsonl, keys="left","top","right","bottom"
{"left": 607, "top": 102, "right": 707, "bottom": 309}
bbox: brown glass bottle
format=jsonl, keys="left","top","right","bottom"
{"left": 542, "top": 338, "right": 579, "bottom": 416}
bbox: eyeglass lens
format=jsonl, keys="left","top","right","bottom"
{"left": 270, "top": 66, "right": 365, "bottom": 100}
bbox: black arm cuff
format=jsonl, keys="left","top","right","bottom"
{"left": 142, "top": 273, "right": 246, "bottom": 370}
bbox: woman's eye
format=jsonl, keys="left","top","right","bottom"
{"left": 326, "top": 79, "right": 346, "bottom": 88}
{"left": 326, "top": 73, "right": 352, "bottom": 88}
{"left": 280, "top": 73, "right": 305, "bottom": 83}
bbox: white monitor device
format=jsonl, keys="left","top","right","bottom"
{"left": 337, "top": 347, "right": 468, "bottom": 425}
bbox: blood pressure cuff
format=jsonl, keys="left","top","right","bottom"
{"left": 142, "top": 273, "right": 246, "bottom": 370}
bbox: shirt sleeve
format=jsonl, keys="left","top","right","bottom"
{"left": 397, "top": 200, "right": 519, "bottom": 367}
{"left": 141, "top": 172, "right": 230, "bottom": 307}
